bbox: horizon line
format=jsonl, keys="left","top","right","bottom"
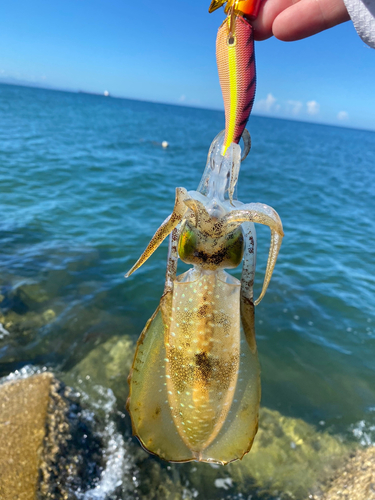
{"left": 1, "top": 79, "right": 374, "bottom": 134}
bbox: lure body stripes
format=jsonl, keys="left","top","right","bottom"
{"left": 217, "top": 15, "right": 256, "bottom": 155}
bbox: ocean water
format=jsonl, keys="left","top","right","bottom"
{"left": 1, "top": 82, "right": 375, "bottom": 496}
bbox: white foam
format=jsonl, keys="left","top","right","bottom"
{"left": 74, "top": 384, "right": 136, "bottom": 499}
{"left": 214, "top": 477, "right": 233, "bottom": 490}
{"left": 81, "top": 420, "right": 130, "bottom": 499}
{"left": 0, "top": 323, "right": 10, "bottom": 339}
{"left": 351, "top": 418, "right": 375, "bottom": 446}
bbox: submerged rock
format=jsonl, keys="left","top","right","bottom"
{"left": 66, "top": 334, "right": 135, "bottom": 407}
{"left": 14, "top": 283, "right": 50, "bottom": 310}
{"left": 0, "top": 308, "right": 56, "bottom": 344}
{"left": 228, "top": 407, "right": 351, "bottom": 499}
{"left": 312, "top": 446, "right": 375, "bottom": 500}
{"left": 0, "top": 281, "right": 56, "bottom": 349}
{"left": 173, "top": 407, "right": 351, "bottom": 500}
{"left": 0, "top": 372, "right": 103, "bottom": 500}
{"left": 67, "top": 335, "right": 354, "bottom": 500}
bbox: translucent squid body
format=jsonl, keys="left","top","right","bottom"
{"left": 210, "top": 0, "right": 261, "bottom": 155}
{"left": 126, "top": 131, "right": 284, "bottom": 464}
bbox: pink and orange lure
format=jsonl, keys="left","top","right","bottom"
{"left": 209, "top": 0, "right": 260, "bottom": 155}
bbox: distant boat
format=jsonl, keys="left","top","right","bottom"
{"left": 78, "top": 90, "right": 111, "bottom": 98}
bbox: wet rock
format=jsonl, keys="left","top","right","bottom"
{"left": 311, "top": 446, "right": 375, "bottom": 500}
{"left": 0, "top": 282, "right": 49, "bottom": 315}
{"left": 177, "top": 407, "right": 352, "bottom": 500}
{"left": 0, "top": 280, "right": 56, "bottom": 348}
{"left": 0, "top": 372, "right": 103, "bottom": 500}
{"left": 66, "top": 335, "right": 135, "bottom": 407}
{"left": 226, "top": 407, "right": 352, "bottom": 499}
{"left": 39, "top": 376, "right": 103, "bottom": 499}
{"left": 66, "top": 336, "right": 354, "bottom": 499}
{"left": 0, "top": 308, "right": 56, "bottom": 344}
{"left": 15, "top": 283, "right": 50, "bottom": 310}
{"left": 0, "top": 373, "right": 52, "bottom": 500}
{"left": 135, "top": 458, "right": 193, "bottom": 500}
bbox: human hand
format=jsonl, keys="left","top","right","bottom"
{"left": 251, "top": 0, "right": 351, "bottom": 41}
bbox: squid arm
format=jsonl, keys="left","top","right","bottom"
{"left": 126, "top": 187, "right": 189, "bottom": 277}
{"left": 240, "top": 222, "right": 257, "bottom": 352}
{"left": 163, "top": 227, "right": 180, "bottom": 294}
{"left": 223, "top": 203, "right": 284, "bottom": 305}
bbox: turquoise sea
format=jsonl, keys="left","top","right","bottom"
{"left": 0, "top": 82, "right": 375, "bottom": 498}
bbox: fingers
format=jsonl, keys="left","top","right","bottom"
{"left": 273, "top": 0, "right": 350, "bottom": 41}
{"left": 252, "top": 0, "right": 300, "bottom": 40}
{"left": 251, "top": 0, "right": 350, "bottom": 41}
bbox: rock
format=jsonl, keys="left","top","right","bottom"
{"left": 0, "top": 282, "right": 49, "bottom": 316}
{"left": 311, "top": 446, "right": 375, "bottom": 500}
{"left": 42, "top": 309, "right": 56, "bottom": 322}
{"left": 67, "top": 336, "right": 354, "bottom": 499}
{"left": 0, "top": 281, "right": 55, "bottom": 349}
{"left": 15, "top": 283, "right": 49, "bottom": 309}
{"left": 0, "top": 372, "right": 103, "bottom": 500}
{"left": 227, "top": 407, "right": 351, "bottom": 499}
{"left": 66, "top": 335, "right": 135, "bottom": 407}
{"left": 40, "top": 377, "right": 104, "bottom": 499}
{"left": 179, "top": 407, "right": 352, "bottom": 500}
{"left": 0, "top": 308, "right": 56, "bottom": 343}
{"left": 0, "top": 373, "right": 53, "bottom": 500}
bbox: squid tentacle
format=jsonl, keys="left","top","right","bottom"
{"left": 223, "top": 204, "right": 284, "bottom": 304}
{"left": 126, "top": 187, "right": 189, "bottom": 277}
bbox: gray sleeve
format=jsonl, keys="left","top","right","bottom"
{"left": 343, "top": 0, "right": 375, "bottom": 48}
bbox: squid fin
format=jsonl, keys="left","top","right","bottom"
{"left": 127, "top": 293, "right": 194, "bottom": 462}
{"left": 199, "top": 319, "right": 260, "bottom": 464}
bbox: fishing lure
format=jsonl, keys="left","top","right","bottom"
{"left": 126, "top": 132, "right": 283, "bottom": 464}
{"left": 210, "top": 0, "right": 261, "bottom": 155}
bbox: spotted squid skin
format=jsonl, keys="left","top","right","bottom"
{"left": 216, "top": 15, "right": 256, "bottom": 155}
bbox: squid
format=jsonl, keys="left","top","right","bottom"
{"left": 126, "top": 131, "right": 283, "bottom": 464}
{"left": 125, "top": 0, "right": 283, "bottom": 464}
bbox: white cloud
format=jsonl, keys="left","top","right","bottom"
{"left": 307, "top": 100, "right": 320, "bottom": 115}
{"left": 178, "top": 95, "right": 201, "bottom": 106}
{"left": 337, "top": 111, "right": 349, "bottom": 121}
{"left": 254, "top": 93, "right": 277, "bottom": 113}
{"left": 287, "top": 100, "right": 303, "bottom": 115}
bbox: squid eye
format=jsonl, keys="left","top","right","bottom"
{"left": 225, "top": 228, "right": 244, "bottom": 268}
{"left": 178, "top": 225, "right": 198, "bottom": 262}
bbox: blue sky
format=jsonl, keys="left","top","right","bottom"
{"left": 1, "top": 0, "right": 374, "bottom": 130}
